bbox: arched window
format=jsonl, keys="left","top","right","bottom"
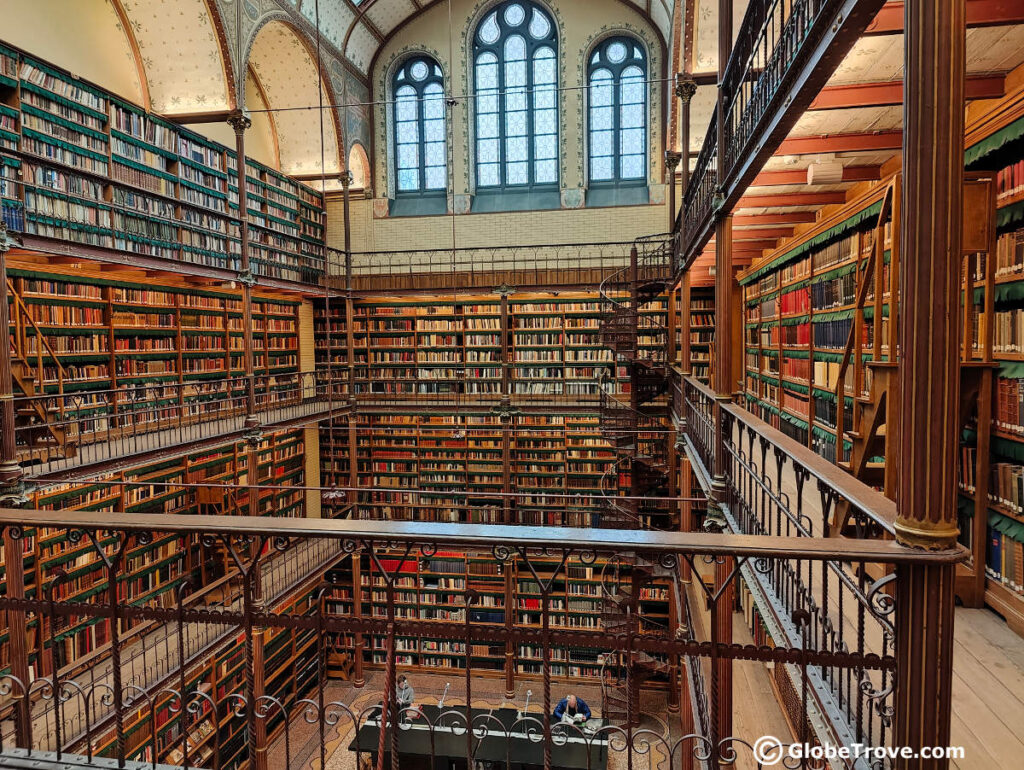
{"left": 393, "top": 56, "right": 447, "bottom": 194}
{"left": 588, "top": 37, "right": 647, "bottom": 184}
{"left": 474, "top": 1, "right": 558, "bottom": 189}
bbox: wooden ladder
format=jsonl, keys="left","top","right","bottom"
{"left": 6, "top": 277, "right": 78, "bottom": 466}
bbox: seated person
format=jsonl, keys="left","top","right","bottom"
{"left": 553, "top": 694, "right": 592, "bottom": 724}
{"left": 395, "top": 675, "right": 417, "bottom": 717}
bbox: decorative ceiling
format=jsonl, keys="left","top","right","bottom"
{"left": 117, "top": 0, "right": 233, "bottom": 113}
{"left": 292, "top": 0, "right": 676, "bottom": 78}
{"left": 248, "top": 20, "right": 342, "bottom": 175}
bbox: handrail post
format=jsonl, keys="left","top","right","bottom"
{"left": 893, "top": 1, "right": 965, "bottom": 766}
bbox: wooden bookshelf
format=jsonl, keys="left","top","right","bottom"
{"left": 320, "top": 408, "right": 619, "bottom": 527}
{"left": 0, "top": 43, "right": 325, "bottom": 284}
{"left": 737, "top": 183, "right": 896, "bottom": 464}
{"left": 315, "top": 291, "right": 671, "bottom": 399}
{"left": 327, "top": 549, "right": 670, "bottom": 683}
{"left": 0, "top": 428, "right": 306, "bottom": 678}
{"left": 689, "top": 287, "right": 714, "bottom": 382}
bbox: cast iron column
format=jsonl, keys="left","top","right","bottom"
{"left": 229, "top": 112, "right": 260, "bottom": 429}
{"left": 894, "top": 1, "right": 964, "bottom": 766}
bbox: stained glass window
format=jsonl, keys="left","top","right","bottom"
{"left": 474, "top": 2, "right": 558, "bottom": 189}
{"left": 393, "top": 56, "right": 447, "bottom": 194}
{"left": 588, "top": 37, "right": 647, "bottom": 183}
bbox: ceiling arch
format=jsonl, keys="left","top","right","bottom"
{"left": 302, "top": 0, "right": 676, "bottom": 77}
{"left": 113, "top": 0, "right": 234, "bottom": 113}
{"left": 246, "top": 19, "right": 343, "bottom": 176}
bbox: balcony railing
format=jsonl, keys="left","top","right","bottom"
{"left": 14, "top": 369, "right": 352, "bottom": 477}
{"left": 677, "top": 374, "right": 911, "bottom": 753}
{"left": 0, "top": 510, "right": 958, "bottom": 770}
{"left": 340, "top": 241, "right": 642, "bottom": 291}
{"left": 676, "top": 0, "right": 888, "bottom": 268}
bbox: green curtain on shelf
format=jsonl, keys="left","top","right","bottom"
{"left": 990, "top": 511, "right": 1024, "bottom": 542}
{"left": 740, "top": 200, "right": 884, "bottom": 285}
{"left": 965, "top": 114, "right": 1024, "bottom": 169}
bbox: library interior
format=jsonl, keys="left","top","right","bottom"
{"left": 0, "top": 0, "right": 1023, "bottom": 768}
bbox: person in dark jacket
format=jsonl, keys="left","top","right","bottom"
{"left": 553, "top": 694, "right": 591, "bottom": 723}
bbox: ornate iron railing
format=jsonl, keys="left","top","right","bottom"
{"left": 678, "top": 374, "right": 906, "bottom": 753}
{"left": 337, "top": 240, "right": 642, "bottom": 291}
{"left": 676, "top": 0, "right": 888, "bottom": 269}
{"left": 14, "top": 369, "right": 352, "bottom": 478}
{"left": 0, "top": 512, "right": 957, "bottom": 770}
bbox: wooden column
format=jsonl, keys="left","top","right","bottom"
{"left": 894, "top": 1, "right": 964, "bottom": 766}
{"left": 709, "top": 1, "right": 734, "bottom": 760}
{"left": 0, "top": 224, "right": 19, "bottom": 488}
{"left": 895, "top": 0, "right": 964, "bottom": 548}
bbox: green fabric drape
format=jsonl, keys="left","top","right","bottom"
{"left": 780, "top": 314, "right": 810, "bottom": 327}
{"left": 740, "top": 200, "right": 884, "bottom": 285}
{"left": 997, "top": 199, "right": 1024, "bottom": 233}
{"left": 110, "top": 155, "right": 178, "bottom": 183}
{"left": 991, "top": 511, "right": 1024, "bottom": 542}
{"left": 19, "top": 80, "right": 108, "bottom": 121}
{"left": 111, "top": 129, "right": 178, "bottom": 160}
{"left": 782, "top": 349, "right": 810, "bottom": 359}
{"left": 999, "top": 362, "right": 1024, "bottom": 378}
{"left": 22, "top": 128, "right": 109, "bottom": 163}
{"left": 782, "top": 380, "right": 810, "bottom": 395}
{"left": 862, "top": 304, "right": 890, "bottom": 320}
{"left": 965, "top": 115, "right": 1024, "bottom": 169}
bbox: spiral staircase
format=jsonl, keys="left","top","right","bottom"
{"left": 596, "top": 234, "right": 676, "bottom": 531}
{"left": 596, "top": 235, "right": 677, "bottom": 724}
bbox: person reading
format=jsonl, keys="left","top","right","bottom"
{"left": 394, "top": 675, "right": 418, "bottom": 719}
{"left": 553, "top": 694, "right": 591, "bottom": 724}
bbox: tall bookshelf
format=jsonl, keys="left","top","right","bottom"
{"left": 0, "top": 429, "right": 308, "bottom": 679}
{"left": 314, "top": 291, "right": 672, "bottom": 398}
{"left": 737, "top": 185, "right": 894, "bottom": 465}
{"left": 320, "top": 408, "right": 617, "bottom": 527}
{"left": 0, "top": 43, "right": 326, "bottom": 284}
{"left": 327, "top": 548, "right": 670, "bottom": 684}
{"left": 6, "top": 268, "right": 302, "bottom": 465}
{"left": 959, "top": 114, "right": 1024, "bottom": 634}
{"left": 689, "top": 286, "right": 714, "bottom": 382}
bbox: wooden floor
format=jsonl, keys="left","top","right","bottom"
{"left": 949, "top": 608, "right": 1024, "bottom": 769}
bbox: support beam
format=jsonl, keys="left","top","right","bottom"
{"left": 776, "top": 131, "right": 903, "bottom": 156}
{"left": 893, "top": 2, "right": 963, "bottom": 762}
{"left": 866, "top": 0, "right": 1024, "bottom": 34}
{"left": 733, "top": 212, "right": 818, "bottom": 226}
{"left": 810, "top": 74, "right": 1004, "bottom": 110}
{"left": 736, "top": 191, "right": 848, "bottom": 208}
{"left": 730, "top": 227, "right": 794, "bottom": 240}
{"left": 751, "top": 166, "right": 881, "bottom": 186}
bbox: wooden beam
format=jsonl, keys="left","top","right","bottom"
{"left": 866, "top": 0, "right": 1024, "bottom": 34}
{"left": 775, "top": 131, "right": 902, "bottom": 155}
{"left": 163, "top": 109, "right": 234, "bottom": 124}
{"left": 733, "top": 213, "right": 817, "bottom": 226}
{"left": 810, "top": 74, "right": 1004, "bottom": 110}
{"left": 726, "top": 239, "right": 778, "bottom": 251}
{"left": 735, "top": 191, "right": 848, "bottom": 208}
{"left": 751, "top": 166, "right": 881, "bottom": 185}
{"left": 730, "top": 227, "right": 794, "bottom": 240}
